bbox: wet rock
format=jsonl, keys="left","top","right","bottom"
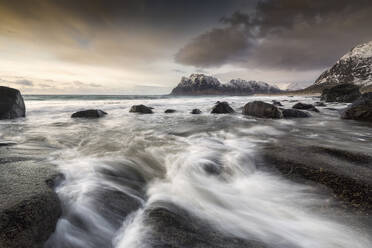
{"left": 0, "top": 160, "right": 61, "bottom": 248}
{"left": 242, "top": 101, "right": 283, "bottom": 119}
{"left": 341, "top": 92, "right": 372, "bottom": 122}
{"left": 144, "top": 202, "right": 267, "bottom": 248}
{"left": 129, "top": 104, "right": 153, "bottom": 114}
{"left": 282, "top": 109, "right": 311, "bottom": 118}
{"left": 71, "top": 109, "right": 107, "bottom": 118}
{"left": 321, "top": 83, "right": 361, "bottom": 103}
{"left": 0, "top": 142, "right": 17, "bottom": 147}
{"left": 211, "top": 101, "right": 235, "bottom": 114}
{"left": 292, "top": 103, "right": 319, "bottom": 112}
{"left": 314, "top": 102, "right": 326, "bottom": 107}
{"left": 272, "top": 100, "right": 283, "bottom": 106}
{"left": 0, "top": 86, "right": 26, "bottom": 120}
{"left": 165, "top": 109, "right": 176, "bottom": 113}
{"left": 259, "top": 140, "right": 372, "bottom": 213}
{"left": 191, "top": 109, "right": 202, "bottom": 114}
{"left": 202, "top": 163, "right": 223, "bottom": 175}
{"left": 325, "top": 108, "right": 338, "bottom": 111}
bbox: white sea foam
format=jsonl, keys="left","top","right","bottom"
{"left": 8, "top": 95, "right": 371, "bottom": 248}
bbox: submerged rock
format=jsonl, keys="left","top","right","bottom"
{"left": 164, "top": 109, "right": 176, "bottom": 113}
{"left": 321, "top": 83, "right": 361, "bottom": 103}
{"left": 211, "top": 101, "right": 234, "bottom": 114}
{"left": 242, "top": 101, "right": 283, "bottom": 119}
{"left": 259, "top": 140, "right": 372, "bottom": 213}
{"left": 272, "top": 100, "right": 283, "bottom": 106}
{"left": 314, "top": 102, "right": 326, "bottom": 107}
{"left": 71, "top": 109, "right": 107, "bottom": 118}
{"left": 191, "top": 109, "right": 202, "bottom": 114}
{"left": 282, "top": 109, "right": 311, "bottom": 118}
{"left": 0, "top": 86, "right": 26, "bottom": 120}
{"left": 341, "top": 92, "right": 372, "bottom": 122}
{"left": 292, "top": 103, "right": 319, "bottom": 112}
{"left": 129, "top": 104, "right": 153, "bottom": 114}
{"left": 144, "top": 202, "right": 267, "bottom": 248}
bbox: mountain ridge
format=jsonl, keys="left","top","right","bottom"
{"left": 170, "top": 74, "right": 281, "bottom": 95}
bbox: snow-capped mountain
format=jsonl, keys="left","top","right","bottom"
{"left": 314, "top": 41, "right": 372, "bottom": 89}
{"left": 170, "top": 74, "right": 281, "bottom": 95}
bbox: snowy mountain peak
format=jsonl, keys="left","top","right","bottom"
{"left": 341, "top": 41, "right": 372, "bottom": 60}
{"left": 314, "top": 40, "right": 372, "bottom": 89}
{"left": 171, "top": 74, "right": 281, "bottom": 95}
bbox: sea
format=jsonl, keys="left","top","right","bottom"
{"left": 2, "top": 94, "right": 372, "bottom": 248}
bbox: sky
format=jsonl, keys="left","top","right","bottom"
{"left": 0, "top": 0, "right": 372, "bottom": 94}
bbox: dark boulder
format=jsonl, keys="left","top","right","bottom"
{"left": 129, "top": 104, "right": 153, "bottom": 114}
{"left": 282, "top": 109, "right": 311, "bottom": 118}
{"left": 341, "top": 93, "right": 372, "bottom": 122}
{"left": 164, "top": 109, "right": 176, "bottom": 113}
{"left": 144, "top": 202, "right": 267, "bottom": 248}
{"left": 272, "top": 100, "right": 283, "bottom": 106}
{"left": 71, "top": 109, "right": 107, "bottom": 118}
{"left": 211, "top": 101, "right": 234, "bottom": 114}
{"left": 292, "top": 103, "right": 319, "bottom": 112}
{"left": 191, "top": 109, "right": 202, "bottom": 114}
{"left": 314, "top": 102, "right": 326, "bottom": 107}
{"left": 0, "top": 86, "right": 26, "bottom": 120}
{"left": 242, "top": 101, "right": 283, "bottom": 119}
{"left": 0, "top": 160, "right": 61, "bottom": 248}
{"left": 320, "top": 83, "right": 361, "bottom": 103}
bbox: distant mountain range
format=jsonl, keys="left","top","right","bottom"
{"left": 170, "top": 74, "right": 281, "bottom": 95}
{"left": 171, "top": 40, "right": 372, "bottom": 95}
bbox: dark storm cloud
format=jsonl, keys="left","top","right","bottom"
{"left": 175, "top": 0, "right": 372, "bottom": 70}
{"left": 0, "top": 0, "right": 255, "bottom": 68}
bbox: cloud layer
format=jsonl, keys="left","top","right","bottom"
{"left": 175, "top": 0, "right": 372, "bottom": 70}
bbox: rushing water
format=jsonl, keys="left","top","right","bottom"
{"left": 1, "top": 95, "right": 372, "bottom": 248}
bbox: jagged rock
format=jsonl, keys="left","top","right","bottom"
{"left": 313, "top": 41, "right": 372, "bottom": 92}
{"left": 320, "top": 83, "right": 361, "bottom": 103}
{"left": 0, "top": 86, "right": 26, "bottom": 119}
{"left": 164, "top": 109, "right": 176, "bottom": 113}
{"left": 292, "top": 103, "right": 319, "bottom": 112}
{"left": 341, "top": 92, "right": 372, "bottom": 122}
{"left": 242, "top": 101, "right": 283, "bottom": 119}
{"left": 170, "top": 74, "right": 281, "bottom": 95}
{"left": 272, "top": 100, "right": 283, "bottom": 106}
{"left": 129, "top": 105, "right": 153, "bottom": 114}
{"left": 211, "top": 101, "right": 234, "bottom": 114}
{"left": 282, "top": 109, "right": 311, "bottom": 118}
{"left": 191, "top": 109, "right": 201, "bottom": 114}
{"left": 314, "top": 102, "right": 326, "bottom": 107}
{"left": 71, "top": 109, "right": 107, "bottom": 118}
